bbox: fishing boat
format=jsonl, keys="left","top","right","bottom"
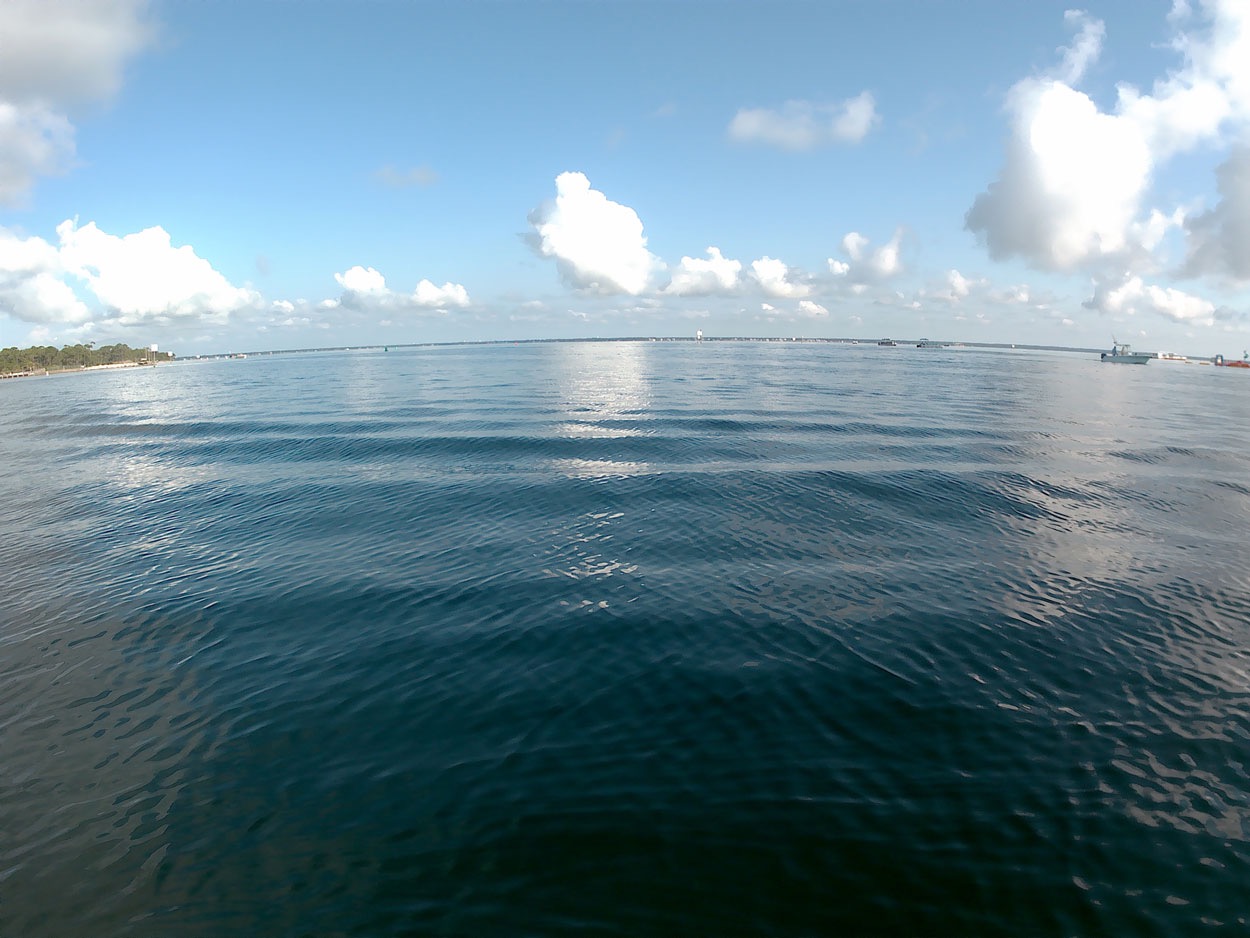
{"left": 1100, "top": 341, "right": 1150, "bottom": 364}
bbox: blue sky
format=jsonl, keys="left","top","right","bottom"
{"left": 2, "top": 0, "right": 1249, "bottom": 357}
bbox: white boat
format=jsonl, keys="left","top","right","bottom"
{"left": 1100, "top": 341, "right": 1150, "bottom": 364}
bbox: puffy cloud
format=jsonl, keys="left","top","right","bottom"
{"left": 57, "top": 220, "right": 256, "bottom": 324}
{"left": 1, "top": 221, "right": 255, "bottom": 327}
{"left": 750, "top": 256, "right": 811, "bottom": 298}
{"left": 0, "top": 227, "right": 90, "bottom": 323}
{"left": 413, "top": 279, "right": 469, "bottom": 307}
{"left": 1085, "top": 274, "right": 1217, "bottom": 323}
{"left": 332, "top": 265, "right": 470, "bottom": 311}
{"left": 528, "top": 171, "right": 661, "bottom": 295}
{"left": 966, "top": 78, "right": 1153, "bottom": 269}
{"left": 967, "top": 1, "right": 1250, "bottom": 275}
{"left": 948, "top": 269, "right": 973, "bottom": 299}
{"left": 865, "top": 230, "right": 902, "bottom": 277}
{"left": 335, "top": 265, "right": 388, "bottom": 294}
{"left": 1184, "top": 146, "right": 1250, "bottom": 279}
{"left": 830, "top": 229, "right": 905, "bottom": 281}
{"left": 0, "top": 0, "right": 154, "bottom": 205}
{"left": 797, "top": 300, "right": 829, "bottom": 318}
{"left": 663, "top": 246, "right": 741, "bottom": 295}
{"left": 841, "top": 232, "right": 868, "bottom": 261}
{"left": 729, "top": 92, "right": 879, "bottom": 149}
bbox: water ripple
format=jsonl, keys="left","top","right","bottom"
{"left": 2, "top": 344, "right": 1249, "bottom": 935}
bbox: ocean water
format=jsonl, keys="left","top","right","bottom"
{"left": 2, "top": 340, "right": 1249, "bottom": 936}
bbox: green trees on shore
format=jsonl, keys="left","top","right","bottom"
{"left": 0, "top": 343, "right": 174, "bottom": 376}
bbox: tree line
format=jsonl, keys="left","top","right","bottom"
{"left": 0, "top": 343, "right": 174, "bottom": 376}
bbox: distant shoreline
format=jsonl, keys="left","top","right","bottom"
{"left": 0, "top": 361, "right": 156, "bottom": 381}
{"left": 182, "top": 336, "right": 1111, "bottom": 362}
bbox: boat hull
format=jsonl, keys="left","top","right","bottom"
{"left": 1101, "top": 352, "right": 1151, "bottom": 364}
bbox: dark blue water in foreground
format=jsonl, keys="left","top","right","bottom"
{"left": 3, "top": 341, "right": 1249, "bottom": 935}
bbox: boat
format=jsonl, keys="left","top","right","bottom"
{"left": 1100, "top": 341, "right": 1150, "bottom": 364}
{"left": 1213, "top": 353, "right": 1250, "bottom": 368}
{"left": 878, "top": 338, "right": 898, "bottom": 347}
{"left": 1155, "top": 352, "right": 1188, "bottom": 362}
{"left": 916, "top": 338, "right": 947, "bottom": 348}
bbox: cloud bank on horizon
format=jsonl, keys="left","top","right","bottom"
{"left": 1, "top": 0, "right": 1248, "bottom": 355}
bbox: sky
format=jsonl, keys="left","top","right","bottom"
{"left": 1, "top": 0, "right": 1249, "bottom": 358}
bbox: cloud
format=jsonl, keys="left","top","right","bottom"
{"left": 750, "top": 256, "right": 811, "bottom": 298}
{"left": 663, "top": 246, "right": 741, "bottom": 295}
{"left": 0, "top": 0, "right": 154, "bottom": 105}
{"left": 1056, "top": 10, "right": 1106, "bottom": 85}
{"left": 1184, "top": 146, "right": 1250, "bottom": 279}
{"left": 828, "top": 229, "right": 905, "bottom": 282}
{"left": 0, "top": 228, "right": 89, "bottom": 323}
{"left": 0, "top": 0, "right": 155, "bottom": 205}
{"left": 528, "top": 171, "right": 661, "bottom": 294}
{"left": 1, "top": 220, "right": 257, "bottom": 328}
{"left": 797, "top": 300, "right": 829, "bottom": 318}
{"left": 729, "top": 92, "right": 879, "bottom": 150}
{"left": 413, "top": 279, "right": 469, "bottom": 307}
{"left": 335, "top": 265, "right": 388, "bottom": 294}
{"left": 0, "top": 103, "right": 76, "bottom": 206}
{"left": 57, "top": 220, "right": 257, "bottom": 324}
{"left": 966, "top": 2, "right": 1250, "bottom": 278}
{"left": 947, "top": 269, "right": 973, "bottom": 299}
{"left": 1084, "top": 274, "right": 1217, "bottom": 323}
{"left": 374, "top": 164, "right": 439, "bottom": 188}
{"left": 332, "top": 265, "right": 470, "bottom": 311}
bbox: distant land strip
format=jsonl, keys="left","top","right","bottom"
{"left": 0, "top": 343, "right": 173, "bottom": 378}
{"left": 184, "top": 336, "right": 1110, "bottom": 361}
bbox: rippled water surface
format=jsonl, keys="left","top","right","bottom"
{"left": 3, "top": 341, "right": 1249, "bottom": 935}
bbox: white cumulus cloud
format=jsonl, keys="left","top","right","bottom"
{"left": 831, "top": 229, "right": 905, "bottom": 281}
{"left": 948, "top": 269, "right": 973, "bottom": 299}
{"left": 967, "top": 1, "right": 1250, "bottom": 283}
{"left": 332, "top": 265, "right": 470, "bottom": 311}
{"left": 1, "top": 220, "right": 256, "bottom": 327}
{"left": 0, "top": 228, "right": 89, "bottom": 323}
{"left": 729, "top": 92, "right": 879, "bottom": 149}
{"left": 529, "top": 171, "right": 661, "bottom": 295}
{"left": 413, "top": 279, "right": 469, "bottom": 307}
{"left": 335, "top": 265, "right": 388, "bottom": 294}
{"left": 1085, "top": 274, "right": 1217, "bottom": 323}
{"left": 57, "top": 220, "right": 256, "bottom": 324}
{"left": 750, "top": 256, "right": 811, "bottom": 298}
{"left": 663, "top": 247, "right": 741, "bottom": 295}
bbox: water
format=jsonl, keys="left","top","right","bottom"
{"left": 2, "top": 341, "right": 1249, "bottom": 935}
